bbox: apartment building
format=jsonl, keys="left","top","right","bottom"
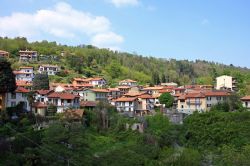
{"left": 38, "top": 64, "right": 60, "bottom": 75}
{"left": 14, "top": 66, "right": 34, "bottom": 82}
{"left": 177, "top": 91, "right": 230, "bottom": 114}
{"left": 216, "top": 75, "right": 237, "bottom": 91}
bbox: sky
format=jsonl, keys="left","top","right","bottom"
{"left": 1, "top": 0, "right": 250, "bottom": 67}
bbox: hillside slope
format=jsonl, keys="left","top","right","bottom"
{"left": 1, "top": 37, "right": 250, "bottom": 94}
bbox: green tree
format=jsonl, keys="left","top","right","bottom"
{"left": 32, "top": 74, "right": 49, "bottom": 90}
{"left": 0, "top": 58, "right": 16, "bottom": 111}
{"left": 159, "top": 93, "right": 174, "bottom": 108}
{"left": 106, "top": 61, "right": 122, "bottom": 79}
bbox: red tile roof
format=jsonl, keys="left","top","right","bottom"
{"left": 139, "top": 94, "right": 155, "bottom": 99}
{"left": 204, "top": 91, "right": 230, "bottom": 97}
{"left": 115, "top": 97, "right": 137, "bottom": 102}
{"left": 48, "top": 92, "right": 79, "bottom": 100}
{"left": 241, "top": 96, "right": 250, "bottom": 101}
{"left": 91, "top": 89, "right": 109, "bottom": 93}
{"left": 15, "top": 87, "right": 30, "bottom": 93}
{"left": 16, "top": 80, "right": 32, "bottom": 87}
{"left": 32, "top": 102, "right": 48, "bottom": 108}
{"left": 80, "top": 101, "right": 98, "bottom": 107}
{"left": 36, "top": 90, "right": 53, "bottom": 95}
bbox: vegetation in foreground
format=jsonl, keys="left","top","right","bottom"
{"left": 1, "top": 103, "right": 250, "bottom": 165}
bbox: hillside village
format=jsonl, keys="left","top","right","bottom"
{"left": 1, "top": 49, "right": 250, "bottom": 120}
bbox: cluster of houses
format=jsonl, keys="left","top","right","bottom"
{"left": 1, "top": 49, "right": 250, "bottom": 118}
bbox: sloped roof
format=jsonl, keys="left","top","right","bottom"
{"left": 119, "top": 79, "right": 137, "bottom": 83}
{"left": 32, "top": 102, "right": 48, "bottom": 108}
{"left": 48, "top": 92, "right": 79, "bottom": 99}
{"left": 241, "top": 96, "right": 250, "bottom": 101}
{"left": 36, "top": 90, "right": 53, "bottom": 95}
{"left": 80, "top": 101, "right": 98, "bottom": 107}
{"left": 15, "top": 87, "right": 30, "bottom": 93}
{"left": 139, "top": 94, "right": 155, "bottom": 99}
{"left": 91, "top": 89, "right": 109, "bottom": 93}
{"left": 115, "top": 97, "right": 137, "bottom": 102}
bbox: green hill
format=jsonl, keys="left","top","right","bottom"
{"left": 1, "top": 37, "right": 250, "bottom": 94}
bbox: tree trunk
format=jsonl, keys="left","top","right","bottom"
{"left": 0, "top": 93, "right": 6, "bottom": 111}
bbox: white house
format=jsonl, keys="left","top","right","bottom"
{"left": 47, "top": 92, "right": 80, "bottom": 113}
{"left": 115, "top": 97, "right": 138, "bottom": 112}
{"left": 38, "top": 64, "right": 60, "bottom": 75}
{"left": 5, "top": 87, "right": 31, "bottom": 112}
{"left": 34, "top": 90, "right": 54, "bottom": 103}
{"left": 14, "top": 66, "right": 34, "bottom": 82}
{"left": 119, "top": 79, "right": 138, "bottom": 86}
{"left": 241, "top": 96, "right": 250, "bottom": 110}
{"left": 216, "top": 75, "right": 237, "bottom": 91}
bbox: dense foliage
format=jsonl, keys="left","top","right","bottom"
{"left": 1, "top": 37, "right": 250, "bottom": 94}
{"left": 32, "top": 74, "right": 50, "bottom": 90}
{"left": 0, "top": 57, "right": 16, "bottom": 93}
{"left": 159, "top": 92, "right": 174, "bottom": 108}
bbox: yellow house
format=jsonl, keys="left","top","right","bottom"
{"left": 177, "top": 91, "right": 230, "bottom": 114}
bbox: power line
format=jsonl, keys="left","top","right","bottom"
{"left": 5, "top": 124, "right": 79, "bottom": 166}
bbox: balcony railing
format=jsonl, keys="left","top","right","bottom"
{"left": 186, "top": 101, "right": 202, "bottom": 105}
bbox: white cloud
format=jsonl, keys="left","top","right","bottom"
{"left": 0, "top": 2, "right": 123, "bottom": 49}
{"left": 201, "top": 19, "right": 209, "bottom": 25}
{"left": 91, "top": 32, "right": 124, "bottom": 50}
{"left": 108, "top": 0, "right": 139, "bottom": 7}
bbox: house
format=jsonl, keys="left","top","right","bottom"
{"left": 142, "top": 86, "right": 164, "bottom": 95}
{"left": 72, "top": 77, "right": 106, "bottom": 88}
{"left": 161, "top": 82, "right": 178, "bottom": 87}
{"left": 34, "top": 90, "right": 54, "bottom": 103}
{"left": 38, "top": 64, "right": 60, "bottom": 75}
{"left": 16, "top": 80, "right": 32, "bottom": 90}
{"left": 137, "top": 94, "right": 156, "bottom": 116}
{"left": 80, "top": 101, "right": 98, "bottom": 110}
{"left": 82, "top": 89, "right": 109, "bottom": 102}
{"left": 19, "top": 50, "right": 38, "bottom": 62}
{"left": 14, "top": 67, "right": 34, "bottom": 82}
{"left": 117, "top": 86, "right": 131, "bottom": 96}
{"left": 115, "top": 97, "right": 138, "bottom": 113}
{"left": 108, "top": 88, "right": 121, "bottom": 99}
{"left": 119, "top": 79, "right": 138, "bottom": 86}
{"left": 241, "top": 96, "right": 250, "bottom": 110}
{"left": 32, "top": 102, "right": 48, "bottom": 116}
{"left": 0, "top": 50, "right": 9, "bottom": 58}
{"left": 216, "top": 75, "right": 237, "bottom": 91}
{"left": 5, "top": 87, "right": 31, "bottom": 112}
{"left": 47, "top": 92, "right": 80, "bottom": 113}
{"left": 177, "top": 90, "right": 230, "bottom": 114}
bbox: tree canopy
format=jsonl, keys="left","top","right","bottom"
{"left": 0, "top": 58, "right": 16, "bottom": 93}
{"left": 32, "top": 74, "right": 49, "bottom": 90}
{"left": 159, "top": 93, "right": 174, "bottom": 108}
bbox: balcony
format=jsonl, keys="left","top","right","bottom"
{"left": 186, "top": 101, "right": 202, "bottom": 105}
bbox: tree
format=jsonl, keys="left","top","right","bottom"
{"left": 0, "top": 58, "right": 16, "bottom": 111}
{"left": 32, "top": 74, "right": 49, "bottom": 90}
{"left": 159, "top": 93, "right": 174, "bottom": 108}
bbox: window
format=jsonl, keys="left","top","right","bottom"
{"left": 11, "top": 93, "right": 16, "bottom": 99}
{"left": 67, "top": 99, "right": 71, "bottom": 103}
{"left": 246, "top": 102, "right": 248, "bottom": 107}
{"left": 207, "top": 104, "right": 212, "bottom": 107}
{"left": 216, "top": 97, "right": 221, "bottom": 101}
{"left": 207, "top": 97, "right": 211, "bottom": 101}
{"left": 11, "top": 102, "right": 16, "bottom": 107}
{"left": 41, "top": 98, "right": 44, "bottom": 102}
{"left": 181, "top": 105, "right": 184, "bottom": 108}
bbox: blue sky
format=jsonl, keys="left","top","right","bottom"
{"left": 1, "top": 0, "right": 250, "bottom": 67}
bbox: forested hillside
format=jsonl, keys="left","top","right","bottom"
{"left": 1, "top": 37, "right": 250, "bottom": 94}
